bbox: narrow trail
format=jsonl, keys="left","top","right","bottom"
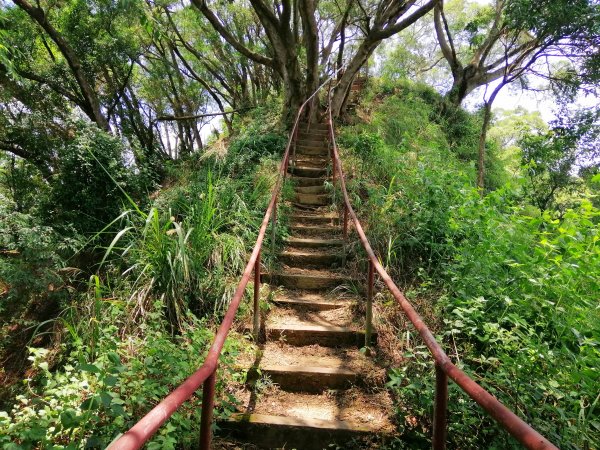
{"left": 219, "top": 121, "right": 395, "bottom": 449}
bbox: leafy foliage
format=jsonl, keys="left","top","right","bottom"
{"left": 0, "top": 303, "right": 247, "bottom": 449}
{"left": 42, "top": 122, "right": 136, "bottom": 235}
{"left": 342, "top": 78, "right": 600, "bottom": 449}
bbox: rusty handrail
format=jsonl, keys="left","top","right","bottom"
{"left": 106, "top": 71, "right": 345, "bottom": 450}
{"left": 326, "top": 91, "right": 557, "bottom": 450}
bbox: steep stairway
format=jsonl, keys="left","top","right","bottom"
{"left": 219, "top": 122, "right": 394, "bottom": 449}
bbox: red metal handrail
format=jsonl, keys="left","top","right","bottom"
{"left": 106, "top": 73, "right": 340, "bottom": 450}
{"left": 326, "top": 90, "right": 557, "bottom": 450}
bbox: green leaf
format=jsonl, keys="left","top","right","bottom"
{"left": 60, "top": 409, "right": 80, "bottom": 429}
{"left": 107, "top": 352, "right": 122, "bottom": 366}
{"left": 77, "top": 363, "right": 101, "bottom": 373}
{"left": 81, "top": 396, "right": 101, "bottom": 411}
{"left": 104, "top": 375, "right": 119, "bottom": 387}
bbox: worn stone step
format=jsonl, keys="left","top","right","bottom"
{"left": 293, "top": 193, "right": 330, "bottom": 206}
{"left": 297, "top": 135, "right": 329, "bottom": 148}
{"left": 296, "top": 145, "right": 329, "bottom": 156}
{"left": 290, "top": 155, "right": 331, "bottom": 167}
{"left": 280, "top": 249, "right": 342, "bottom": 266}
{"left": 288, "top": 166, "right": 328, "bottom": 178}
{"left": 291, "top": 157, "right": 329, "bottom": 168}
{"left": 290, "top": 212, "right": 338, "bottom": 224}
{"left": 290, "top": 224, "right": 339, "bottom": 236}
{"left": 262, "top": 271, "right": 352, "bottom": 290}
{"left": 298, "top": 131, "right": 329, "bottom": 142}
{"left": 272, "top": 292, "right": 354, "bottom": 310}
{"left": 294, "top": 185, "right": 327, "bottom": 195}
{"left": 299, "top": 122, "right": 329, "bottom": 131}
{"left": 218, "top": 413, "right": 384, "bottom": 450}
{"left": 246, "top": 346, "right": 362, "bottom": 392}
{"left": 247, "top": 343, "right": 382, "bottom": 393}
{"left": 255, "top": 365, "right": 357, "bottom": 392}
{"left": 297, "top": 141, "right": 328, "bottom": 150}
{"left": 269, "top": 302, "right": 358, "bottom": 329}
{"left": 265, "top": 323, "right": 375, "bottom": 347}
{"left": 289, "top": 176, "right": 327, "bottom": 187}
{"left": 284, "top": 237, "right": 343, "bottom": 248}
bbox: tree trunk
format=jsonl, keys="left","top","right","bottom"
{"left": 330, "top": 39, "right": 378, "bottom": 117}
{"left": 477, "top": 102, "right": 492, "bottom": 193}
{"left": 298, "top": 0, "right": 319, "bottom": 122}
{"left": 477, "top": 84, "right": 502, "bottom": 193}
{"left": 13, "top": 0, "right": 109, "bottom": 131}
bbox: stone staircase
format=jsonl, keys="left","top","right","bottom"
{"left": 219, "top": 122, "right": 394, "bottom": 449}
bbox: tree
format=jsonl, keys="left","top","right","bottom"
{"left": 521, "top": 108, "right": 600, "bottom": 212}
{"left": 432, "top": 0, "right": 599, "bottom": 191}
{"left": 194, "top": 0, "right": 436, "bottom": 121}
{"left": 435, "top": 0, "right": 600, "bottom": 107}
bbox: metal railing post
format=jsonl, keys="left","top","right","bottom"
{"left": 342, "top": 205, "right": 349, "bottom": 267}
{"left": 199, "top": 368, "right": 217, "bottom": 450}
{"left": 365, "top": 260, "right": 374, "bottom": 350}
{"left": 343, "top": 206, "right": 349, "bottom": 239}
{"left": 292, "top": 125, "right": 298, "bottom": 169}
{"left": 253, "top": 251, "right": 261, "bottom": 341}
{"left": 270, "top": 203, "right": 277, "bottom": 261}
{"left": 330, "top": 123, "right": 336, "bottom": 185}
{"left": 433, "top": 364, "right": 449, "bottom": 450}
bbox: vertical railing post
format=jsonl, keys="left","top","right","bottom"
{"left": 253, "top": 250, "right": 261, "bottom": 341}
{"left": 199, "top": 367, "right": 217, "bottom": 450}
{"left": 433, "top": 364, "right": 448, "bottom": 450}
{"left": 270, "top": 203, "right": 277, "bottom": 262}
{"left": 330, "top": 122, "right": 336, "bottom": 185}
{"left": 365, "top": 259, "right": 374, "bottom": 351}
{"left": 342, "top": 205, "right": 349, "bottom": 267}
{"left": 292, "top": 124, "right": 298, "bottom": 169}
{"left": 343, "top": 206, "right": 349, "bottom": 239}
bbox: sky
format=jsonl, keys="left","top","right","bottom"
{"left": 465, "top": 0, "right": 599, "bottom": 123}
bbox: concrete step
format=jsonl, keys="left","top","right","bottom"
{"left": 298, "top": 131, "right": 329, "bottom": 142}
{"left": 265, "top": 323, "right": 375, "bottom": 347}
{"left": 293, "top": 193, "right": 330, "bottom": 206}
{"left": 290, "top": 155, "right": 331, "bottom": 167}
{"left": 269, "top": 302, "right": 358, "bottom": 329}
{"left": 294, "top": 185, "right": 327, "bottom": 195}
{"left": 248, "top": 343, "right": 383, "bottom": 392}
{"left": 280, "top": 249, "right": 342, "bottom": 266}
{"left": 272, "top": 291, "right": 354, "bottom": 310}
{"left": 297, "top": 135, "right": 329, "bottom": 148}
{"left": 299, "top": 122, "right": 329, "bottom": 132}
{"left": 284, "top": 237, "right": 344, "bottom": 248}
{"left": 218, "top": 413, "right": 386, "bottom": 450}
{"left": 288, "top": 166, "right": 328, "bottom": 178}
{"left": 289, "top": 176, "right": 327, "bottom": 187}
{"left": 291, "top": 157, "right": 329, "bottom": 168}
{"left": 262, "top": 270, "right": 352, "bottom": 290}
{"left": 297, "top": 141, "right": 328, "bottom": 150}
{"left": 290, "top": 224, "right": 339, "bottom": 235}
{"left": 290, "top": 212, "right": 339, "bottom": 225}
{"left": 296, "top": 145, "right": 329, "bottom": 156}
{"left": 255, "top": 365, "right": 358, "bottom": 392}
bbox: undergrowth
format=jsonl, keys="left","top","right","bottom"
{"left": 0, "top": 119, "right": 289, "bottom": 448}
{"left": 339, "top": 78, "right": 599, "bottom": 449}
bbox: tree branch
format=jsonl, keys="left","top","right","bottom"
{"left": 12, "top": 0, "right": 108, "bottom": 130}
{"left": 191, "top": 0, "right": 275, "bottom": 68}
{"left": 154, "top": 108, "right": 250, "bottom": 122}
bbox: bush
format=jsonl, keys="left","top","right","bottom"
{"left": 42, "top": 122, "right": 134, "bottom": 236}
{"left": 0, "top": 303, "right": 247, "bottom": 449}
{"left": 341, "top": 77, "right": 600, "bottom": 448}
{"left": 224, "top": 132, "right": 287, "bottom": 177}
